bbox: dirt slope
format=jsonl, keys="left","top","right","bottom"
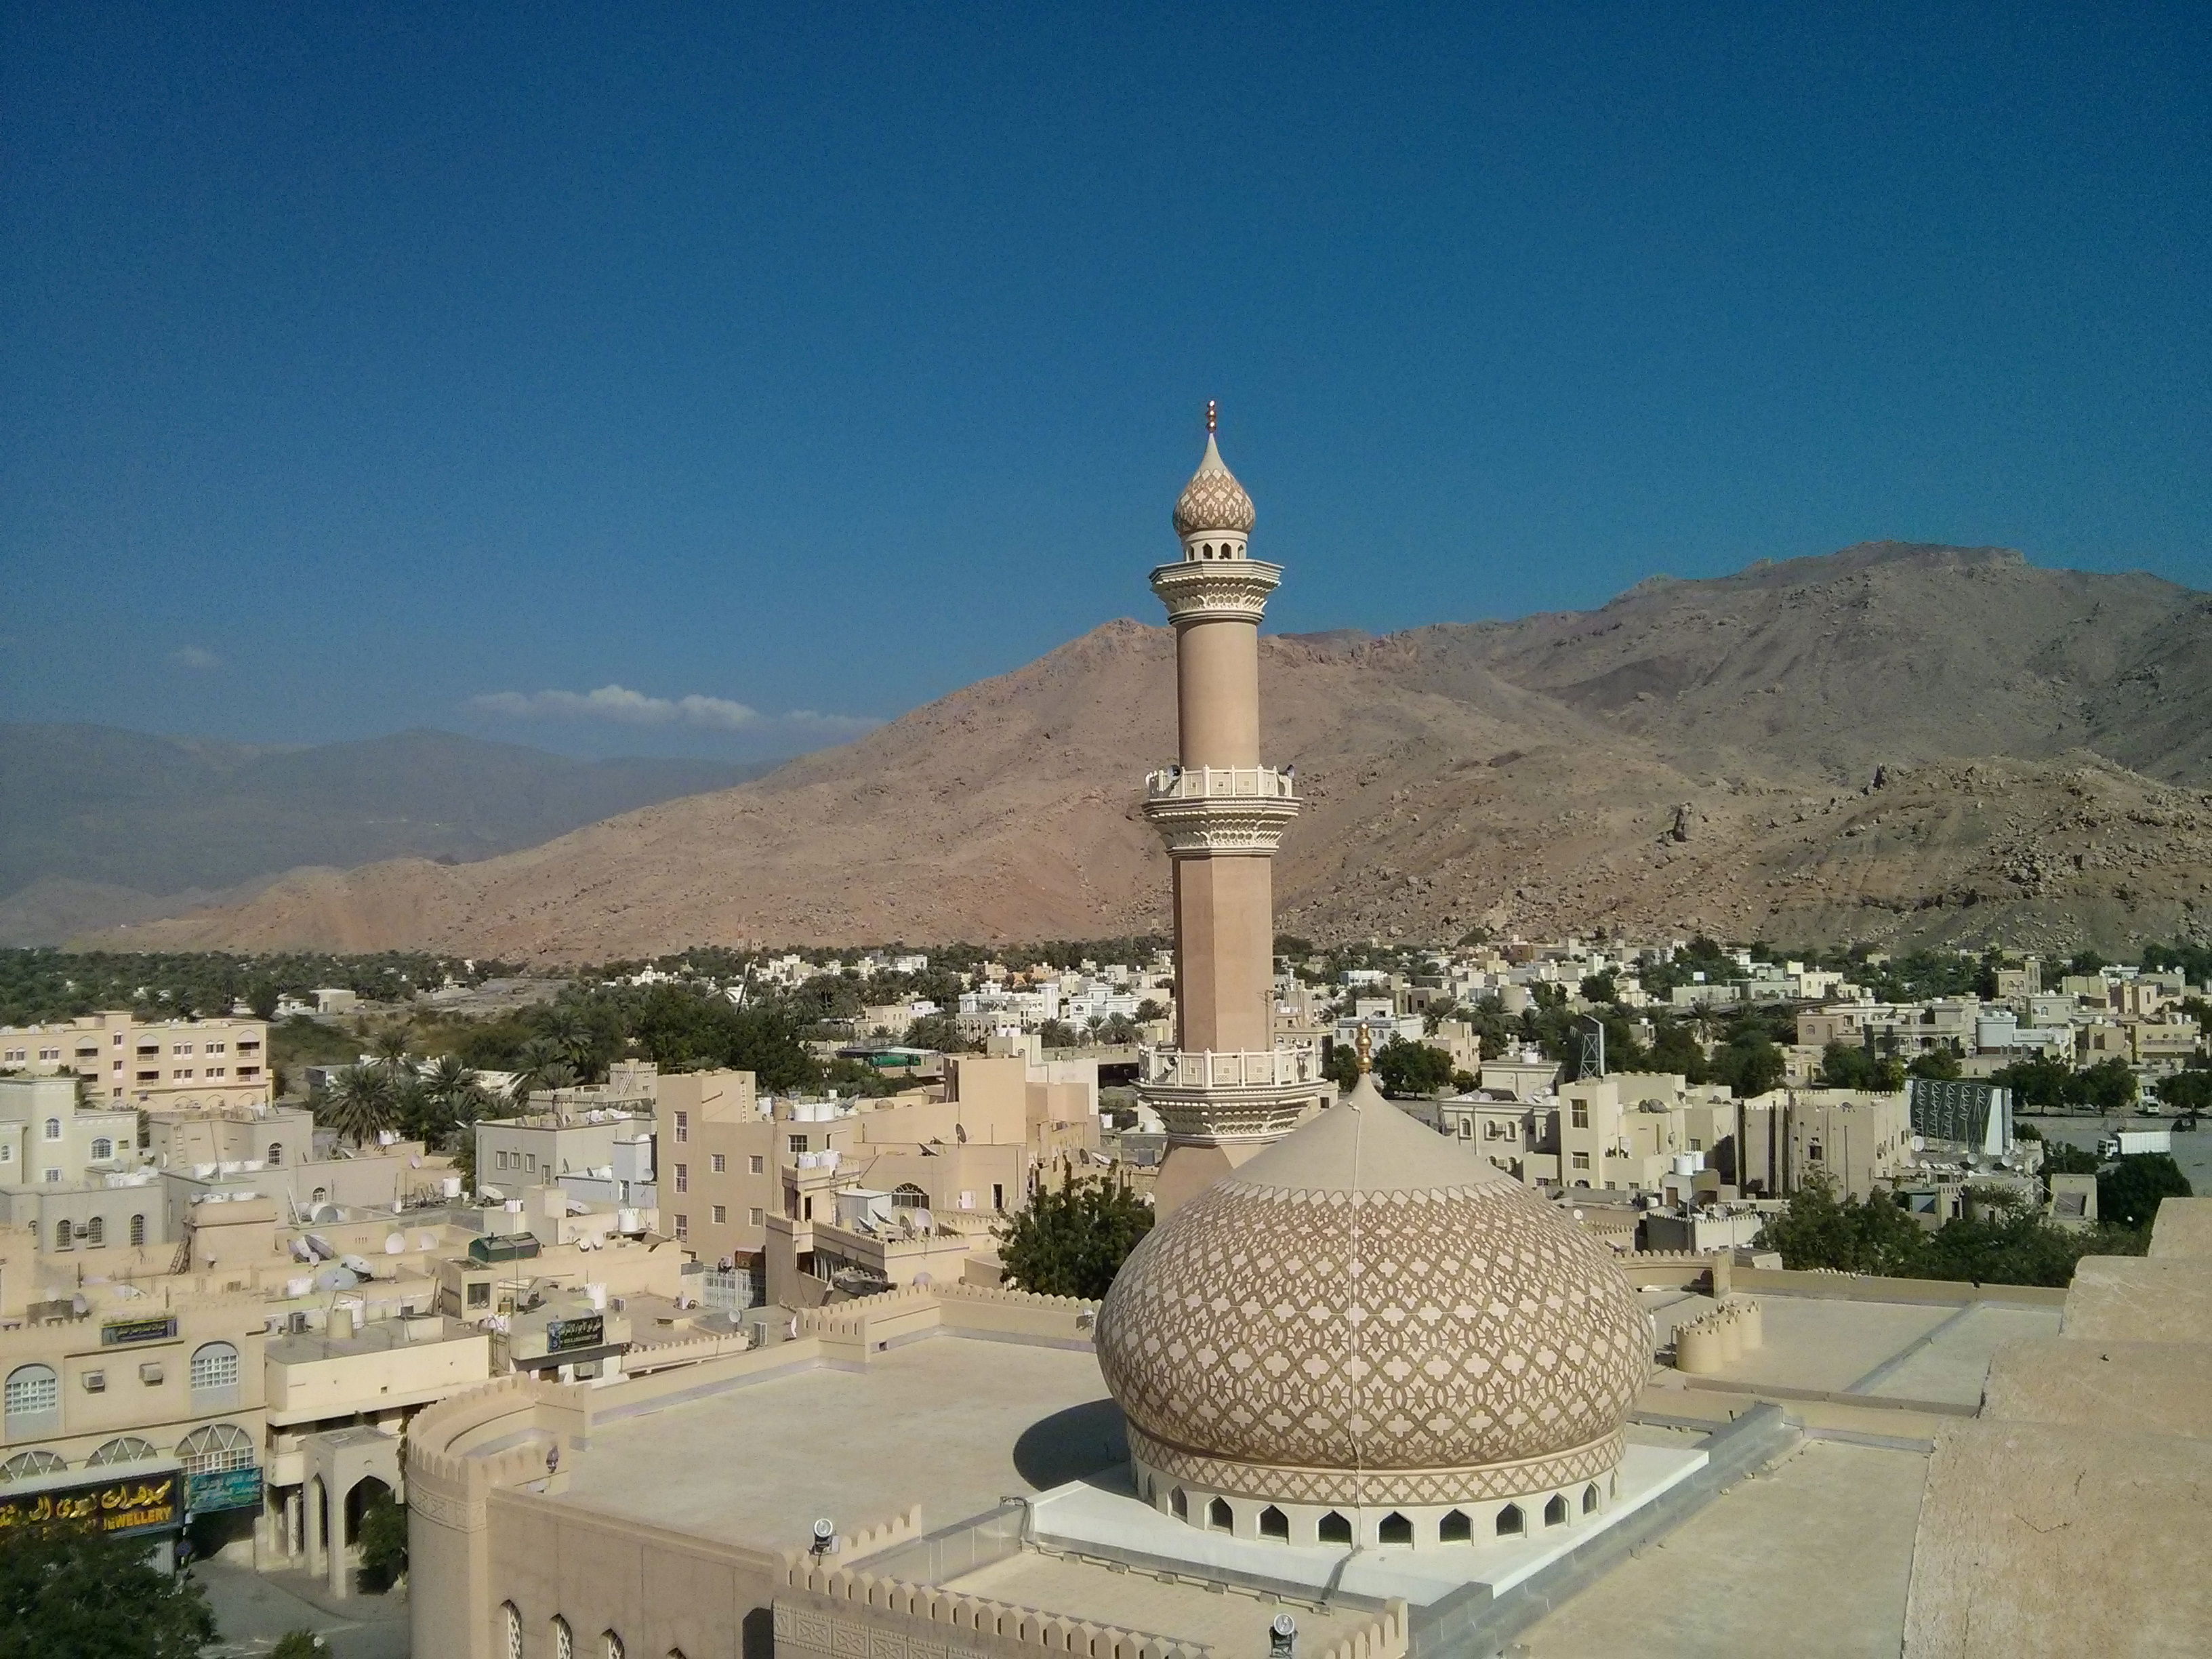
{"left": 95, "top": 544, "right": 2212, "bottom": 960}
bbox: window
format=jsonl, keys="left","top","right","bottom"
{"left": 206, "top": 1042, "right": 224, "bottom": 1054}
{"left": 54, "top": 1219, "right": 72, "bottom": 1250}
{"left": 503, "top": 1604, "right": 523, "bottom": 1659}
{"left": 90, "top": 1139, "right": 112, "bottom": 1161}
{"left": 88, "top": 1435, "right": 159, "bottom": 1467}
{"left": 748, "top": 1208, "right": 764, "bottom": 1227}
{"left": 1439, "top": 1509, "right": 1472, "bottom": 1542}
{"left": 1808, "top": 1139, "right": 1824, "bottom": 1164}
{"left": 1570, "top": 1101, "right": 1590, "bottom": 1129}
{"left": 749, "top": 1155, "right": 764, "bottom": 1175}
{"left": 674, "top": 1164, "right": 688, "bottom": 1193}
{"left": 1544, "top": 1494, "right": 1569, "bottom": 1527}
{"left": 1258, "top": 1505, "right": 1288, "bottom": 1539}
{"left": 890, "top": 1183, "right": 929, "bottom": 1209}
{"left": 84, "top": 1217, "right": 103, "bottom": 1247}
{"left": 673, "top": 1214, "right": 688, "bottom": 1242}
{"left": 787, "top": 1134, "right": 809, "bottom": 1156}
{"left": 3, "top": 1366, "right": 59, "bottom": 1436}
{"left": 43, "top": 1170, "right": 59, "bottom": 1185}
{"left": 1571, "top": 1152, "right": 1591, "bottom": 1172}
{"left": 173, "top": 1069, "right": 193, "bottom": 1081}
{"left": 1208, "top": 1497, "right": 1232, "bottom": 1531}
{"left": 524, "top": 1155, "right": 537, "bottom": 1174}
{"left": 190, "top": 1342, "right": 241, "bottom": 1399}
{"left": 206, "top": 1067, "right": 225, "bottom": 1079}
{"left": 1378, "top": 1511, "right": 1414, "bottom": 1545}
{"left": 710, "top": 1205, "right": 726, "bottom": 1225}
{"left": 468, "top": 1281, "right": 491, "bottom": 1309}
{"left": 497, "top": 1151, "right": 512, "bottom": 1170}
{"left": 552, "top": 1616, "right": 573, "bottom": 1659}
{"left": 42, "top": 1120, "right": 60, "bottom": 1141}
{"left": 0, "top": 1449, "right": 66, "bottom": 1483}
{"left": 1317, "top": 1511, "right": 1352, "bottom": 1544}
{"left": 672, "top": 1111, "right": 689, "bottom": 1143}
{"left": 604, "top": 1635, "right": 624, "bottom": 1659}
{"left": 1496, "top": 1504, "right": 1524, "bottom": 1537}
{"left": 129, "top": 1214, "right": 146, "bottom": 1246}
{"left": 710, "top": 1153, "right": 726, "bottom": 1174}
{"left": 1582, "top": 1483, "right": 1600, "bottom": 1514}
{"left": 173, "top": 1043, "right": 193, "bottom": 1056}
{"left": 268, "top": 1143, "right": 283, "bottom": 1166}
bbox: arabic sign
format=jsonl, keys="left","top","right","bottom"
{"left": 545, "top": 1313, "right": 605, "bottom": 1354}
{"left": 100, "top": 1315, "right": 179, "bottom": 1347}
{"left": 186, "top": 1465, "right": 262, "bottom": 1513}
{"left": 0, "top": 1473, "right": 178, "bottom": 1537}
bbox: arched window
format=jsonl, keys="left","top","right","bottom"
{"left": 3, "top": 1366, "right": 60, "bottom": 1437}
{"left": 0, "top": 1449, "right": 66, "bottom": 1482}
{"left": 1317, "top": 1511, "right": 1352, "bottom": 1545}
{"left": 176, "top": 1422, "right": 254, "bottom": 1475}
{"left": 502, "top": 1603, "right": 523, "bottom": 1659}
{"left": 90, "top": 1139, "right": 112, "bottom": 1161}
{"left": 88, "top": 1436, "right": 159, "bottom": 1467}
{"left": 1582, "top": 1483, "right": 1600, "bottom": 1514}
{"left": 268, "top": 1143, "right": 284, "bottom": 1166}
{"left": 553, "top": 1617, "right": 574, "bottom": 1659}
{"left": 83, "top": 1216, "right": 103, "bottom": 1246}
{"left": 1496, "top": 1503, "right": 1524, "bottom": 1537}
{"left": 1378, "top": 1512, "right": 1413, "bottom": 1546}
{"left": 1258, "top": 1505, "right": 1288, "bottom": 1539}
{"left": 190, "top": 1342, "right": 241, "bottom": 1399}
{"left": 43, "top": 1120, "right": 60, "bottom": 1141}
{"left": 1439, "top": 1509, "right": 1472, "bottom": 1542}
{"left": 603, "top": 1634, "right": 625, "bottom": 1659}
{"left": 1208, "top": 1497, "right": 1233, "bottom": 1532}
{"left": 1544, "top": 1494, "right": 1569, "bottom": 1527}
{"left": 129, "top": 1214, "right": 146, "bottom": 1246}
{"left": 52, "top": 1220, "right": 72, "bottom": 1252}
{"left": 890, "top": 1183, "right": 930, "bottom": 1209}
{"left": 1170, "top": 1488, "right": 1187, "bottom": 1520}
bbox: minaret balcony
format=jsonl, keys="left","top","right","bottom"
{"left": 1149, "top": 558, "right": 1283, "bottom": 623}
{"left": 1137, "top": 1046, "right": 1325, "bottom": 1142}
{"left": 1141, "top": 765, "right": 1301, "bottom": 853}
{"left": 1141, "top": 1046, "right": 1322, "bottom": 1090}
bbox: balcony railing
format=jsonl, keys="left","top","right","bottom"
{"left": 1141, "top": 1047, "right": 1321, "bottom": 1089}
{"left": 1144, "top": 765, "right": 1298, "bottom": 802}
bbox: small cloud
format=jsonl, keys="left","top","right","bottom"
{"left": 169, "top": 645, "right": 223, "bottom": 670}
{"left": 468, "top": 683, "right": 878, "bottom": 738}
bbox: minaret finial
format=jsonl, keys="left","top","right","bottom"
{"left": 1206, "top": 398, "right": 1217, "bottom": 434}
{"left": 1355, "top": 1023, "right": 1372, "bottom": 1074}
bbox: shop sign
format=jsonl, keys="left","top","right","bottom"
{"left": 186, "top": 1465, "right": 262, "bottom": 1513}
{"left": 0, "top": 1473, "right": 178, "bottom": 1537}
{"left": 100, "top": 1315, "right": 179, "bottom": 1347}
{"left": 545, "top": 1313, "right": 605, "bottom": 1354}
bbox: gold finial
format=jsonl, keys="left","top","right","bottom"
{"left": 1355, "top": 1023, "right": 1372, "bottom": 1074}
{"left": 1206, "top": 399, "right": 1217, "bottom": 434}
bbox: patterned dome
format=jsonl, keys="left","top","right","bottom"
{"left": 1096, "top": 1078, "right": 1649, "bottom": 1508}
{"left": 1172, "top": 430, "right": 1256, "bottom": 537}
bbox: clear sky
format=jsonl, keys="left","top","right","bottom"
{"left": 4, "top": 3, "right": 2207, "bottom": 762}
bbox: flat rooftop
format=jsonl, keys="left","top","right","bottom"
{"left": 553, "top": 1335, "right": 1120, "bottom": 1551}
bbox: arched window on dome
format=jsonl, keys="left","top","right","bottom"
{"left": 1170, "top": 1488, "right": 1187, "bottom": 1520}
{"left": 1582, "top": 1483, "right": 1600, "bottom": 1514}
{"left": 1496, "top": 1504, "right": 1524, "bottom": 1537}
{"left": 501, "top": 1603, "right": 522, "bottom": 1659}
{"left": 1439, "top": 1509, "right": 1472, "bottom": 1543}
{"left": 1544, "top": 1494, "right": 1569, "bottom": 1528}
{"left": 1258, "top": 1506, "right": 1288, "bottom": 1540}
{"left": 1207, "top": 1498, "right": 1232, "bottom": 1532}
{"left": 1317, "top": 1511, "right": 1352, "bottom": 1545}
{"left": 1378, "top": 1512, "right": 1413, "bottom": 1546}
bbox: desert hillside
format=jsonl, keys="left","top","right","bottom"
{"left": 92, "top": 543, "right": 2212, "bottom": 960}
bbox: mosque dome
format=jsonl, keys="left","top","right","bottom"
{"left": 1172, "top": 428, "right": 1257, "bottom": 537}
{"left": 1095, "top": 1076, "right": 1649, "bottom": 1518}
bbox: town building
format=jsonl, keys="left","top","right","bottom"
{"left": 0, "top": 1011, "right": 270, "bottom": 1108}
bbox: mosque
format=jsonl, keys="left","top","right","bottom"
{"left": 405, "top": 416, "right": 2208, "bottom": 1659}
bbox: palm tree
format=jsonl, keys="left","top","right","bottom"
{"left": 507, "top": 1040, "right": 575, "bottom": 1106}
{"left": 536, "top": 1008, "right": 598, "bottom": 1077}
{"left": 369, "top": 1026, "right": 415, "bottom": 1076}
{"left": 422, "top": 1053, "right": 478, "bottom": 1101}
{"left": 321, "top": 1065, "right": 396, "bottom": 1148}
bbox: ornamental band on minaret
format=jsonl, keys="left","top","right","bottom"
{"left": 1141, "top": 405, "right": 1328, "bottom": 1215}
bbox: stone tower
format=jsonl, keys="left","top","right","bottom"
{"left": 1141, "top": 405, "right": 1326, "bottom": 1215}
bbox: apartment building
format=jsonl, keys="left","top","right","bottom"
{"left": 0, "top": 1011, "right": 270, "bottom": 1109}
{"left": 1735, "top": 1088, "right": 1915, "bottom": 1203}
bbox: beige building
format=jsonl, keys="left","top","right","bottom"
{"left": 0, "top": 1010, "right": 270, "bottom": 1108}
{"left": 1735, "top": 1088, "right": 1915, "bottom": 1202}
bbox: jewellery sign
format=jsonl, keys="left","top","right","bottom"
{"left": 0, "top": 1472, "right": 179, "bottom": 1538}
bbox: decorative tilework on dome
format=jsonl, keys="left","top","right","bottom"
{"left": 1172, "top": 433, "right": 1256, "bottom": 536}
{"left": 1095, "top": 1101, "right": 1648, "bottom": 1494}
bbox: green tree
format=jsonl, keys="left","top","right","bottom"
{"left": 319, "top": 1064, "right": 396, "bottom": 1147}
{"left": 1906, "top": 1048, "right": 1962, "bottom": 1081}
{"left": 1991, "top": 1055, "right": 2074, "bottom": 1111}
{"left": 1578, "top": 970, "right": 1619, "bottom": 1004}
{"left": 246, "top": 980, "right": 283, "bottom": 1021}
{"left": 997, "top": 1172, "right": 1154, "bottom": 1299}
{"left": 2098, "top": 1153, "right": 2193, "bottom": 1231}
{"left": 2039, "top": 1139, "right": 2103, "bottom": 1177}
{"left": 1755, "top": 1176, "right": 1925, "bottom": 1276}
{"left": 1036, "top": 1019, "right": 1082, "bottom": 1050}
{"left": 903, "top": 1014, "right": 981, "bottom": 1054}
{"left": 1323, "top": 1044, "right": 1361, "bottom": 1090}
{"left": 269, "top": 1633, "right": 329, "bottom": 1659}
{"left": 357, "top": 1490, "right": 408, "bottom": 1590}
{"left": 1647, "top": 1021, "right": 1709, "bottom": 1084}
{"left": 0, "top": 1520, "right": 217, "bottom": 1658}
{"left": 1374, "top": 1038, "right": 1456, "bottom": 1097}
{"left": 1816, "top": 1042, "right": 1904, "bottom": 1091}
{"left": 2156, "top": 1068, "right": 2212, "bottom": 1115}
{"left": 1710, "top": 1032, "right": 1785, "bottom": 1099}
{"left": 2070, "top": 1058, "right": 2138, "bottom": 1115}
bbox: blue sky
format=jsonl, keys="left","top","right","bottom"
{"left": 3, "top": 3, "right": 2207, "bottom": 762}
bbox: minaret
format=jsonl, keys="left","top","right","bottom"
{"left": 1141, "top": 405, "right": 1325, "bottom": 1216}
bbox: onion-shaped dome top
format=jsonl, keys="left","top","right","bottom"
{"left": 1095, "top": 1075, "right": 1648, "bottom": 1501}
{"left": 1172, "top": 428, "right": 1257, "bottom": 537}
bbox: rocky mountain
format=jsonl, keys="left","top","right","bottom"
{"left": 0, "top": 726, "right": 769, "bottom": 945}
{"left": 81, "top": 544, "right": 2212, "bottom": 960}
